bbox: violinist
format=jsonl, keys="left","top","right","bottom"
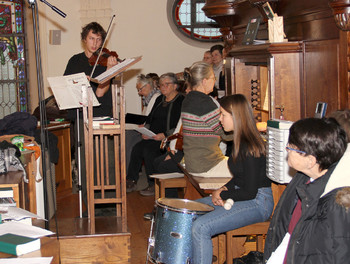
{"left": 63, "top": 21, "right": 118, "bottom": 212}
{"left": 64, "top": 21, "right": 118, "bottom": 120}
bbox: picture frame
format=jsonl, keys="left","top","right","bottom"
{"left": 262, "top": 2, "right": 275, "bottom": 20}
{"left": 242, "top": 17, "right": 262, "bottom": 45}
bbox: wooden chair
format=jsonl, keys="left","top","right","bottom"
{"left": 224, "top": 182, "right": 285, "bottom": 264}
{"left": 154, "top": 176, "right": 187, "bottom": 199}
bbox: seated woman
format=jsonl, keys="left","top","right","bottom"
{"left": 181, "top": 61, "right": 231, "bottom": 178}
{"left": 126, "top": 73, "right": 185, "bottom": 196}
{"left": 125, "top": 74, "right": 161, "bottom": 175}
{"left": 191, "top": 94, "right": 273, "bottom": 264}
{"left": 264, "top": 117, "right": 349, "bottom": 264}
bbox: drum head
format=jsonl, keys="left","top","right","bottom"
{"left": 156, "top": 198, "right": 214, "bottom": 214}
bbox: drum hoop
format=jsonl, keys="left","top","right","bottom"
{"left": 156, "top": 198, "right": 213, "bottom": 215}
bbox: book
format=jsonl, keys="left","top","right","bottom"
{"left": 99, "top": 124, "right": 120, "bottom": 129}
{"left": 125, "top": 113, "right": 147, "bottom": 125}
{"left": 47, "top": 72, "right": 100, "bottom": 110}
{"left": 0, "top": 187, "right": 13, "bottom": 198}
{"left": 0, "top": 197, "right": 16, "bottom": 207}
{"left": 92, "top": 116, "right": 116, "bottom": 129}
{"left": 0, "top": 233, "right": 40, "bottom": 256}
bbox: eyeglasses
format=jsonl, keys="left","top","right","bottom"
{"left": 137, "top": 84, "right": 147, "bottom": 92}
{"left": 285, "top": 146, "right": 307, "bottom": 155}
{"left": 159, "top": 82, "right": 173, "bottom": 88}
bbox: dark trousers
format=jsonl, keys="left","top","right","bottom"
{"left": 153, "top": 150, "right": 184, "bottom": 174}
{"left": 126, "top": 139, "right": 163, "bottom": 185}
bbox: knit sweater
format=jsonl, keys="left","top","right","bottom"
{"left": 181, "top": 91, "right": 226, "bottom": 173}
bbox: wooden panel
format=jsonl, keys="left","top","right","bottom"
{"left": 50, "top": 125, "right": 72, "bottom": 192}
{"left": 304, "top": 39, "right": 342, "bottom": 117}
{"left": 59, "top": 235, "right": 130, "bottom": 264}
{"left": 273, "top": 52, "right": 302, "bottom": 121}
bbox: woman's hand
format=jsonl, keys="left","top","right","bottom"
{"left": 152, "top": 133, "right": 166, "bottom": 141}
{"left": 142, "top": 134, "right": 151, "bottom": 140}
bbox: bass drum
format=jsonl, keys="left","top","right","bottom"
{"left": 149, "top": 198, "right": 214, "bottom": 264}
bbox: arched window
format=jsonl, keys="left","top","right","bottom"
{"left": 0, "top": 0, "right": 28, "bottom": 118}
{"left": 173, "top": 0, "right": 222, "bottom": 42}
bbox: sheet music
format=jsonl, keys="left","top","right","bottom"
{"left": 90, "top": 56, "right": 142, "bottom": 84}
{"left": 47, "top": 72, "right": 100, "bottom": 110}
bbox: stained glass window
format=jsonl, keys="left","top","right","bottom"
{"left": 173, "top": 0, "right": 222, "bottom": 42}
{"left": 0, "top": 0, "right": 28, "bottom": 118}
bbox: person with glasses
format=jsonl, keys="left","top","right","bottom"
{"left": 125, "top": 74, "right": 161, "bottom": 176}
{"left": 126, "top": 73, "right": 184, "bottom": 196}
{"left": 181, "top": 61, "right": 232, "bottom": 179}
{"left": 264, "top": 117, "right": 349, "bottom": 264}
{"left": 191, "top": 94, "right": 273, "bottom": 264}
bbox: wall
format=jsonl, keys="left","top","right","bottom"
{"left": 25, "top": 0, "right": 217, "bottom": 114}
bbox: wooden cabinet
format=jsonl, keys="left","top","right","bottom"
{"left": 226, "top": 42, "right": 303, "bottom": 121}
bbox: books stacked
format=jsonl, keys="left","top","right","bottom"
{"left": 0, "top": 233, "right": 40, "bottom": 256}
{"left": 0, "top": 187, "right": 16, "bottom": 208}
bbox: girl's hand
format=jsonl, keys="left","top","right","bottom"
{"left": 211, "top": 189, "right": 224, "bottom": 206}
{"left": 211, "top": 186, "right": 228, "bottom": 206}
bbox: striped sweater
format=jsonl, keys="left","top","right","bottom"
{"left": 181, "top": 91, "right": 226, "bottom": 173}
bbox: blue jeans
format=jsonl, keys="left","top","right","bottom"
{"left": 192, "top": 187, "right": 274, "bottom": 264}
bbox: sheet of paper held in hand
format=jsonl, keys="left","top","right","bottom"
{"left": 134, "top": 126, "right": 156, "bottom": 137}
{"left": 47, "top": 72, "right": 100, "bottom": 110}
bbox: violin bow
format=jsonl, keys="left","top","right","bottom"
{"left": 90, "top": 14, "right": 116, "bottom": 78}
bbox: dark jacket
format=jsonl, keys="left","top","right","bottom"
{"left": 264, "top": 161, "right": 350, "bottom": 264}
{"left": 145, "top": 93, "right": 184, "bottom": 137}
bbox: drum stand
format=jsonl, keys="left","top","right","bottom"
{"left": 146, "top": 217, "right": 155, "bottom": 264}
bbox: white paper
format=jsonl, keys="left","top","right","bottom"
{"left": 1, "top": 207, "right": 44, "bottom": 221}
{"left": 47, "top": 72, "right": 100, "bottom": 110}
{"left": 150, "top": 172, "right": 184, "bottom": 179}
{"left": 0, "top": 222, "right": 54, "bottom": 238}
{"left": 134, "top": 127, "right": 156, "bottom": 137}
{"left": 0, "top": 257, "right": 53, "bottom": 264}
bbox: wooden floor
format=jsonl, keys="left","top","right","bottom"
{"left": 50, "top": 189, "right": 155, "bottom": 264}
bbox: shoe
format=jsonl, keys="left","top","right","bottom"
{"left": 143, "top": 212, "right": 154, "bottom": 221}
{"left": 139, "top": 185, "right": 155, "bottom": 196}
{"left": 126, "top": 180, "right": 137, "bottom": 193}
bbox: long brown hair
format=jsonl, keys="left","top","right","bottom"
{"left": 220, "top": 94, "right": 266, "bottom": 160}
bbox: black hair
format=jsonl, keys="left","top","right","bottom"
{"left": 288, "top": 117, "right": 347, "bottom": 171}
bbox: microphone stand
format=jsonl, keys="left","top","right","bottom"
{"left": 27, "top": 0, "right": 66, "bottom": 231}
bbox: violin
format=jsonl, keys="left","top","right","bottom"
{"left": 160, "top": 132, "right": 183, "bottom": 151}
{"left": 88, "top": 48, "right": 122, "bottom": 67}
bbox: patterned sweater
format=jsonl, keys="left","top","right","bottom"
{"left": 181, "top": 91, "right": 227, "bottom": 173}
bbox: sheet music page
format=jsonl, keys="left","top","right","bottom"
{"left": 90, "top": 56, "right": 142, "bottom": 83}
{"left": 47, "top": 72, "right": 100, "bottom": 110}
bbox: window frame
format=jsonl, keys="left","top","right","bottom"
{"left": 172, "top": 0, "right": 222, "bottom": 42}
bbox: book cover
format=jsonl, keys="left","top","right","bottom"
{"left": 0, "top": 233, "right": 40, "bottom": 256}
{"left": 0, "top": 187, "right": 13, "bottom": 198}
{"left": 125, "top": 113, "right": 147, "bottom": 125}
